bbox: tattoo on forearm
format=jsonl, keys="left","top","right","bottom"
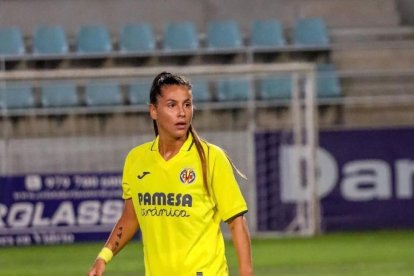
{"left": 116, "top": 226, "right": 123, "bottom": 239}
{"left": 113, "top": 226, "right": 123, "bottom": 252}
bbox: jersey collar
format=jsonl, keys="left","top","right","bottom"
{"left": 150, "top": 132, "right": 194, "bottom": 152}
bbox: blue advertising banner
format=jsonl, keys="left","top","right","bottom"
{"left": 256, "top": 127, "right": 414, "bottom": 232}
{"left": 0, "top": 173, "right": 123, "bottom": 246}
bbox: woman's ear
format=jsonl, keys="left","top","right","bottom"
{"left": 149, "top": 104, "right": 157, "bottom": 120}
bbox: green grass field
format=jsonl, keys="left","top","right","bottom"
{"left": 1, "top": 230, "right": 414, "bottom": 275}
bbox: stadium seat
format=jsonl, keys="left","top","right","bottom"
{"left": 293, "top": 17, "right": 330, "bottom": 47}
{"left": 163, "top": 21, "right": 199, "bottom": 52}
{"left": 0, "top": 84, "right": 34, "bottom": 109}
{"left": 41, "top": 82, "right": 78, "bottom": 107}
{"left": 216, "top": 77, "right": 251, "bottom": 101}
{"left": 316, "top": 64, "right": 341, "bottom": 98}
{"left": 128, "top": 80, "right": 151, "bottom": 105}
{"left": 33, "top": 25, "right": 69, "bottom": 55}
{"left": 120, "top": 23, "right": 156, "bottom": 53}
{"left": 206, "top": 20, "right": 243, "bottom": 50}
{"left": 84, "top": 81, "right": 122, "bottom": 106}
{"left": 0, "top": 27, "right": 25, "bottom": 56}
{"left": 251, "top": 19, "right": 286, "bottom": 48}
{"left": 76, "top": 25, "right": 112, "bottom": 54}
{"left": 191, "top": 78, "right": 211, "bottom": 102}
{"left": 259, "top": 75, "right": 292, "bottom": 100}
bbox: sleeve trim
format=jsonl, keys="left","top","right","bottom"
{"left": 224, "top": 209, "right": 248, "bottom": 223}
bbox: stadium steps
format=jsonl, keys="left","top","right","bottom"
{"left": 295, "top": 0, "right": 401, "bottom": 28}
{"left": 340, "top": 71, "right": 414, "bottom": 97}
{"left": 330, "top": 25, "right": 414, "bottom": 71}
{"left": 330, "top": 26, "right": 414, "bottom": 44}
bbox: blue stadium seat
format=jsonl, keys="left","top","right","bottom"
{"left": 128, "top": 80, "right": 151, "bottom": 105}
{"left": 259, "top": 75, "right": 292, "bottom": 100}
{"left": 0, "top": 84, "right": 34, "bottom": 109}
{"left": 120, "top": 23, "right": 156, "bottom": 53}
{"left": 191, "top": 78, "right": 211, "bottom": 102}
{"left": 316, "top": 64, "right": 341, "bottom": 98}
{"left": 251, "top": 20, "right": 286, "bottom": 48}
{"left": 33, "top": 25, "right": 69, "bottom": 55}
{"left": 84, "top": 81, "right": 122, "bottom": 106}
{"left": 41, "top": 82, "right": 78, "bottom": 107}
{"left": 216, "top": 77, "right": 251, "bottom": 101}
{"left": 258, "top": 66, "right": 341, "bottom": 100}
{"left": 293, "top": 17, "right": 330, "bottom": 47}
{"left": 76, "top": 25, "right": 112, "bottom": 54}
{"left": 207, "top": 20, "right": 243, "bottom": 50}
{"left": 163, "top": 21, "right": 199, "bottom": 52}
{"left": 0, "top": 27, "right": 25, "bottom": 56}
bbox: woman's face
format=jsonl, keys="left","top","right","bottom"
{"left": 150, "top": 84, "right": 193, "bottom": 139}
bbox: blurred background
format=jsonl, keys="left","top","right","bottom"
{"left": 1, "top": 0, "right": 414, "bottom": 274}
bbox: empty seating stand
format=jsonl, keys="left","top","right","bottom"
{"left": 163, "top": 21, "right": 199, "bottom": 53}
{"left": 76, "top": 25, "right": 112, "bottom": 55}
{"left": 41, "top": 82, "right": 78, "bottom": 107}
{"left": 0, "top": 27, "right": 25, "bottom": 58}
{"left": 128, "top": 80, "right": 151, "bottom": 105}
{"left": 259, "top": 75, "right": 292, "bottom": 100}
{"left": 0, "top": 18, "right": 335, "bottom": 67}
{"left": 191, "top": 78, "right": 211, "bottom": 102}
{"left": 258, "top": 64, "right": 341, "bottom": 102}
{"left": 84, "top": 81, "right": 122, "bottom": 106}
{"left": 120, "top": 23, "right": 156, "bottom": 54}
{"left": 250, "top": 19, "right": 286, "bottom": 49}
{"left": 293, "top": 17, "right": 330, "bottom": 50}
{"left": 216, "top": 77, "right": 251, "bottom": 102}
{"left": 316, "top": 64, "right": 341, "bottom": 100}
{"left": 0, "top": 84, "right": 34, "bottom": 109}
{"left": 207, "top": 20, "right": 243, "bottom": 52}
{"left": 33, "top": 26, "right": 69, "bottom": 56}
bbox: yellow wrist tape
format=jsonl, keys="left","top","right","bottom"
{"left": 97, "top": 247, "right": 113, "bottom": 264}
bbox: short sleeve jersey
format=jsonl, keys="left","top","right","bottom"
{"left": 121, "top": 133, "right": 248, "bottom": 276}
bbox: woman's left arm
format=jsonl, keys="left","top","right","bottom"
{"left": 228, "top": 215, "right": 253, "bottom": 276}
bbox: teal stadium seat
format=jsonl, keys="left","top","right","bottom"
{"left": 76, "top": 25, "right": 112, "bottom": 54}
{"left": 251, "top": 20, "right": 286, "bottom": 48}
{"left": 316, "top": 64, "right": 341, "bottom": 98}
{"left": 84, "top": 82, "right": 122, "bottom": 106}
{"left": 163, "top": 21, "right": 199, "bottom": 52}
{"left": 259, "top": 75, "right": 292, "bottom": 100}
{"left": 33, "top": 26, "right": 69, "bottom": 55}
{"left": 216, "top": 77, "right": 251, "bottom": 101}
{"left": 128, "top": 80, "right": 151, "bottom": 105}
{"left": 0, "top": 84, "right": 34, "bottom": 109}
{"left": 191, "top": 78, "right": 210, "bottom": 102}
{"left": 259, "top": 65, "right": 340, "bottom": 100}
{"left": 293, "top": 17, "right": 329, "bottom": 47}
{"left": 120, "top": 23, "right": 156, "bottom": 53}
{"left": 207, "top": 20, "right": 243, "bottom": 50}
{"left": 0, "top": 27, "right": 25, "bottom": 56}
{"left": 41, "top": 82, "right": 78, "bottom": 107}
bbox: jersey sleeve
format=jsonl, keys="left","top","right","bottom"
{"left": 209, "top": 146, "right": 248, "bottom": 222}
{"left": 121, "top": 149, "right": 135, "bottom": 200}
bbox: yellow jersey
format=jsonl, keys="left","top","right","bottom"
{"left": 121, "top": 133, "right": 248, "bottom": 276}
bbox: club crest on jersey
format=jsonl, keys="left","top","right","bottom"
{"left": 179, "top": 168, "right": 196, "bottom": 184}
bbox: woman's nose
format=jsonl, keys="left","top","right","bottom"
{"left": 178, "top": 106, "right": 185, "bottom": 116}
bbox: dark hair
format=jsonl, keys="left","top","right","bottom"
{"left": 149, "top": 72, "right": 210, "bottom": 195}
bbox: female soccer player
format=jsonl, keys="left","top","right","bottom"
{"left": 88, "top": 72, "right": 253, "bottom": 276}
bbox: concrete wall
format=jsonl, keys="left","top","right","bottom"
{"left": 398, "top": 0, "right": 414, "bottom": 25}
{"left": 0, "top": 0, "right": 401, "bottom": 37}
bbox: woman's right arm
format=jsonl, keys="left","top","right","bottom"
{"left": 87, "top": 198, "right": 139, "bottom": 276}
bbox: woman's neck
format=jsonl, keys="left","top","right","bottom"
{"left": 158, "top": 134, "right": 187, "bottom": 161}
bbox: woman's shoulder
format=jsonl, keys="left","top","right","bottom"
{"left": 202, "top": 141, "right": 226, "bottom": 158}
{"left": 125, "top": 140, "right": 154, "bottom": 160}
